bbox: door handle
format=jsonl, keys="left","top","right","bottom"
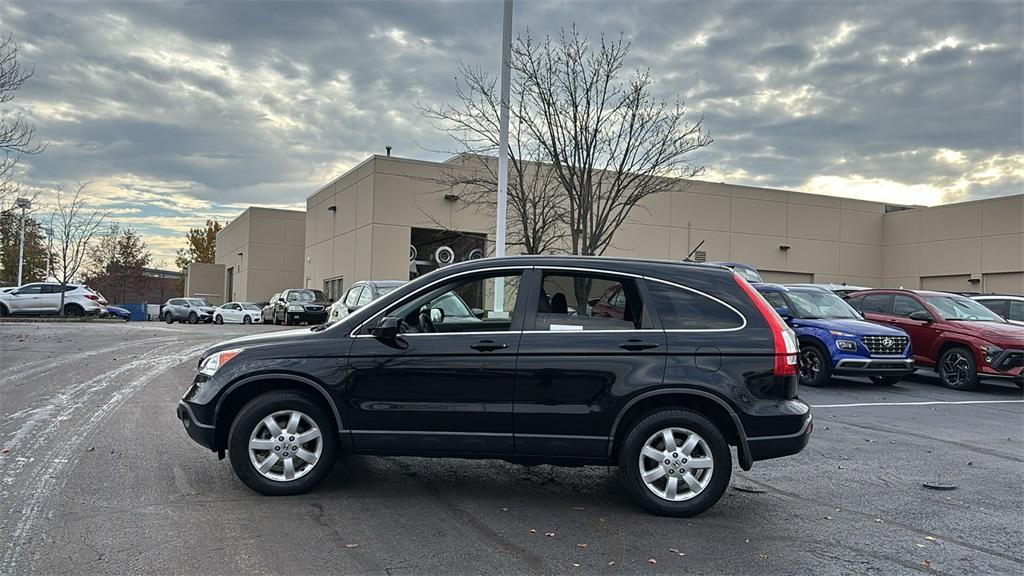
{"left": 471, "top": 340, "right": 508, "bottom": 352}
{"left": 620, "top": 339, "right": 660, "bottom": 351}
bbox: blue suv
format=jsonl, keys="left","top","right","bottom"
{"left": 756, "top": 284, "right": 915, "bottom": 387}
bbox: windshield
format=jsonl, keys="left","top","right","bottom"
{"left": 785, "top": 289, "right": 862, "bottom": 319}
{"left": 923, "top": 295, "right": 1004, "bottom": 322}
{"left": 186, "top": 298, "right": 210, "bottom": 307}
{"left": 288, "top": 290, "right": 328, "bottom": 302}
{"left": 241, "top": 303, "right": 261, "bottom": 310}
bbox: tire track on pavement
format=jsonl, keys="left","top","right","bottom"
{"left": 0, "top": 340, "right": 208, "bottom": 576}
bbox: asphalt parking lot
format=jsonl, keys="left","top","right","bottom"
{"left": 1, "top": 322, "right": 1021, "bottom": 575}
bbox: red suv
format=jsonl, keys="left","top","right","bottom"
{"left": 846, "top": 289, "right": 1024, "bottom": 390}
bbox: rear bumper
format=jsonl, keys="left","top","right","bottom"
{"left": 177, "top": 401, "right": 216, "bottom": 450}
{"left": 833, "top": 357, "right": 915, "bottom": 376}
{"left": 744, "top": 400, "right": 812, "bottom": 462}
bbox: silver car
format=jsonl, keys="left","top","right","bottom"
{"left": 328, "top": 280, "right": 406, "bottom": 323}
{"left": 973, "top": 295, "right": 1024, "bottom": 326}
{"left": 0, "top": 282, "right": 107, "bottom": 316}
{"left": 161, "top": 297, "right": 216, "bottom": 324}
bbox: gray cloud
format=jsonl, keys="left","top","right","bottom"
{"left": 2, "top": 0, "right": 1021, "bottom": 259}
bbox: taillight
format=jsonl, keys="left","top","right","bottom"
{"left": 733, "top": 273, "right": 799, "bottom": 376}
{"left": 84, "top": 294, "right": 99, "bottom": 301}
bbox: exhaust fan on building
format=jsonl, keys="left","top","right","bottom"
{"left": 433, "top": 246, "right": 456, "bottom": 267}
{"left": 467, "top": 248, "right": 485, "bottom": 260}
{"left": 409, "top": 245, "right": 432, "bottom": 275}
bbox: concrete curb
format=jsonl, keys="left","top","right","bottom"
{"left": 0, "top": 317, "right": 130, "bottom": 324}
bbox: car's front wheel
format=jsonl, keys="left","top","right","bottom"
{"left": 164, "top": 311, "right": 174, "bottom": 324}
{"left": 188, "top": 312, "right": 199, "bottom": 325}
{"left": 228, "top": 392, "right": 337, "bottom": 495}
{"left": 243, "top": 316, "right": 251, "bottom": 324}
{"left": 938, "top": 347, "right": 979, "bottom": 390}
{"left": 799, "top": 344, "right": 831, "bottom": 387}
{"left": 619, "top": 409, "right": 731, "bottom": 517}
{"left": 213, "top": 315, "right": 223, "bottom": 325}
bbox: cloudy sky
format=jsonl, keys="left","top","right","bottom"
{"left": 3, "top": 0, "right": 1022, "bottom": 263}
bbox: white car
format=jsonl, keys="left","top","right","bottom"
{"left": 212, "top": 302, "right": 263, "bottom": 325}
{"left": 972, "top": 295, "right": 1024, "bottom": 325}
{"left": 0, "top": 282, "right": 107, "bottom": 316}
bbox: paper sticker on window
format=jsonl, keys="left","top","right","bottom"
{"left": 550, "top": 324, "right": 584, "bottom": 331}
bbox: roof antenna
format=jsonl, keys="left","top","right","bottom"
{"left": 683, "top": 239, "right": 706, "bottom": 262}
{"left": 385, "top": 145, "right": 392, "bottom": 157}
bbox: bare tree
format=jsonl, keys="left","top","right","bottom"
{"left": 0, "top": 33, "right": 45, "bottom": 212}
{"left": 51, "top": 182, "right": 107, "bottom": 316}
{"left": 420, "top": 63, "right": 567, "bottom": 255}
{"left": 514, "top": 27, "right": 711, "bottom": 257}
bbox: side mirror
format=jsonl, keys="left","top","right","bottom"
{"left": 774, "top": 306, "right": 792, "bottom": 319}
{"left": 429, "top": 307, "right": 445, "bottom": 324}
{"left": 371, "top": 316, "right": 401, "bottom": 339}
{"left": 471, "top": 307, "right": 485, "bottom": 319}
{"left": 908, "top": 310, "right": 933, "bottom": 322}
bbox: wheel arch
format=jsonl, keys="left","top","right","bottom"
{"left": 0, "top": 301, "right": 8, "bottom": 316}
{"left": 937, "top": 339, "right": 976, "bottom": 364}
{"left": 212, "top": 374, "right": 344, "bottom": 453}
{"left": 608, "top": 389, "right": 752, "bottom": 471}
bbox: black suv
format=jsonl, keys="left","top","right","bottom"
{"left": 177, "top": 257, "right": 810, "bottom": 516}
{"left": 266, "top": 289, "right": 332, "bottom": 325}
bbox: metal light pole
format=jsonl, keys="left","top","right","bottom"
{"left": 15, "top": 197, "right": 31, "bottom": 286}
{"left": 493, "top": 0, "right": 513, "bottom": 314}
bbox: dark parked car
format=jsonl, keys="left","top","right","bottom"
{"left": 847, "top": 289, "right": 1024, "bottom": 389}
{"left": 266, "top": 289, "right": 332, "bottom": 325}
{"left": 177, "top": 256, "right": 810, "bottom": 517}
{"left": 161, "top": 298, "right": 215, "bottom": 324}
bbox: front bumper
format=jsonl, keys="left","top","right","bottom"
{"left": 833, "top": 357, "right": 915, "bottom": 376}
{"left": 177, "top": 400, "right": 216, "bottom": 450}
{"left": 979, "top": 349, "right": 1023, "bottom": 384}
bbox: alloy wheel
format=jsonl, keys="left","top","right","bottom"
{"left": 638, "top": 427, "right": 713, "bottom": 502}
{"left": 248, "top": 410, "right": 323, "bottom": 482}
{"left": 941, "top": 351, "right": 972, "bottom": 387}
{"left": 799, "top": 349, "right": 821, "bottom": 383}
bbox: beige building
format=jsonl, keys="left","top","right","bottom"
{"left": 300, "top": 155, "right": 1023, "bottom": 297}
{"left": 214, "top": 207, "right": 306, "bottom": 303}
{"left": 185, "top": 262, "right": 226, "bottom": 306}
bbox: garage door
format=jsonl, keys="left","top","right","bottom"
{"left": 921, "top": 275, "right": 972, "bottom": 292}
{"left": 983, "top": 273, "right": 1024, "bottom": 296}
{"left": 759, "top": 270, "right": 814, "bottom": 284}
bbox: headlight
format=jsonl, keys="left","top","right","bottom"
{"left": 836, "top": 340, "right": 858, "bottom": 351}
{"left": 198, "top": 348, "right": 242, "bottom": 376}
{"left": 829, "top": 330, "right": 855, "bottom": 337}
{"left": 980, "top": 345, "right": 1002, "bottom": 364}
{"left": 287, "top": 304, "right": 304, "bottom": 312}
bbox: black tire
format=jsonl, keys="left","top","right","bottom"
{"left": 243, "top": 316, "right": 251, "bottom": 325}
{"left": 938, "top": 347, "right": 979, "bottom": 390}
{"left": 188, "top": 312, "right": 199, "bottom": 325}
{"left": 214, "top": 315, "right": 223, "bottom": 325}
{"left": 799, "top": 344, "right": 831, "bottom": 387}
{"left": 228, "top": 392, "right": 338, "bottom": 496}
{"left": 0, "top": 303, "right": 8, "bottom": 317}
{"left": 63, "top": 304, "right": 85, "bottom": 317}
{"left": 164, "top": 311, "right": 174, "bottom": 324}
{"left": 870, "top": 375, "right": 902, "bottom": 386}
{"left": 619, "top": 409, "right": 731, "bottom": 517}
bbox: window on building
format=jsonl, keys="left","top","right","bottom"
{"left": 323, "top": 277, "right": 344, "bottom": 301}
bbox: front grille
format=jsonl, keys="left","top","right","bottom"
{"left": 862, "top": 335, "right": 909, "bottom": 356}
{"left": 305, "top": 305, "right": 324, "bottom": 312}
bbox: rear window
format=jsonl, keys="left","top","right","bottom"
{"left": 646, "top": 281, "right": 744, "bottom": 330}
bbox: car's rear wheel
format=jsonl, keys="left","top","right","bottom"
{"left": 164, "top": 311, "right": 173, "bottom": 324}
{"left": 213, "top": 315, "right": 223, "bottom": 325}
{"left": 228, "top": 392, "right": 337, "bottom": 495}
{"left": 63, "top": 303, "right": 84, "bottom": 317}
{"left": 870, "top": 375, "right": 902, "bottom": 386}
{"left": 938, "top": 347, "right": 979, "bottom": 390}
{"left": 799, "top": 344, "right": 831, "bottom": 387}
{"left": 619, "top": 409, "right": 731, "bottom": 517}
{"left": 188, "top": 312, "right": 199, "bottom": 325}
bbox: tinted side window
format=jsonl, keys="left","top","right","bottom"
{"left": 759, "top": 291, "right": 787, "bottom": 309}
{"left": 893, "top": 295, "right": 926, "bottom": 318}
{"left": 1009, "top": 300, "right": 1024, "bottom": 322}
{"left": 17, "top": 284, "right": 43, "bottom": 295}
{"left": 345, "top": 287, "right": 363, "bottom": 307}
{"left": 846, "top": 295, "right": 864, "bottom": 310}
{"left": 647, "top": 281, "right": 744, "bottom": 330}
{"left": 536, "top": 272, "right": 646, "bottom": 331}
{"left": 860, "top": 294, "right": 893, "bottom": 314}
{"left": 977, "top": 299, "right": 1008, "bottom": 317}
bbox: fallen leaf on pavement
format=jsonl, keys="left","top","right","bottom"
{"left": 872, "top": 518, "right": 883, "bottom": 523}
{"left": 648, "top": 558, "right": 657, "bottom": 565}
{"left": 607, "top": 561, "right": 616, "bottom": 566}
{"left": 545, "top": 532, "right": 556, "bottom": 538}
{"left": 572, "top": 563, "right": 580, "bottom": 567}
{"left": 528, "top": 529, "right": 537, "bottom": 534}
{"left": 922, "top": 559, "right": 931, "bottom": 568}
{"left": 0, "top": 448, "right": 10, "bottom": 455}
{"left": 577, "top": 544, "right": 588, "bottom": 549}
{"left": 345, "top": 544, "right": 359, "bottom": 549}
{"left": 922, "top": 482, "right": 957, "bottom": 491}
{"left": 925, "top": 536, "right": 936, "bottom": 542}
